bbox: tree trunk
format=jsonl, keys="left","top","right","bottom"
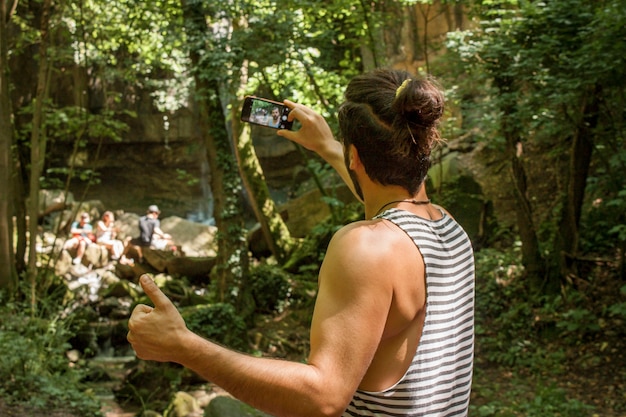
{"left": 555, "top": 86, "right": 598, "bottom": 282}
{"left": 0, "top": 0, "right": 17, "bottom": 289}
{"left": 13, "top": 161, "right": 27, "bottom": 275}
{"left": 496, "top": 76, "right": 545, "bottom": 290}
{"left": 180, "top": 0, "right": 248, "bottom": 305}
{"left": 232, "top": 121, "right": 296, "bottom": 263}
{"left": 26, "top": 0, "right": 52, "bottom": 310}
{"left": 509, "top": 144, "right": 544, "bottom": 284}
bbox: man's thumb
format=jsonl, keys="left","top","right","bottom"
{"left": 140, "top": 274, "right": 172, "bottom": 309}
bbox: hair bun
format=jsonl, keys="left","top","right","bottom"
{"left": 393, "top": 78, "right": 444, "bottom": 128}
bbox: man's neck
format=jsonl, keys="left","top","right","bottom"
{"left": 364, "top": 185, "right": 428, "bottom": 219}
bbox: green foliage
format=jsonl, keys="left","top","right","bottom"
{"left": 557, "top": 307, "right": 600, "bottom": 335}
{"left": 283, "top": 200, "right": 363, "bottom": 275}
{"left": 580, "top": 186, "right": 626, "bottom": 254}
{"left": 248, "top": 263, "right": 293, "bottom": 314}
{"left": 606, "top": 289, "right": 626, "bottom": 321}
{"left": 471, "top": 379, "right": 593, "bottom": 417}
{"left": 472, "top": 243, "right": 626, "bottom": 414}
{"left": 0, "top": 290, "right": 102, "bottom": 415}
{"left": 475, "top": 246, "right": 610, "bottom": 368}
{"left": 114, "top": 361, "right": 183, "bottom": 412}
{"left": 442, "top": 0, "right": 626, "bottom": 295}
{"left": 517, "top": 383, "right": 593, "bottom": 417}
{"left": 183, "top": 303, "right": 249, "bottom": 352}
{"left": 237, "top": 0, "right": 375, "bottom": 115}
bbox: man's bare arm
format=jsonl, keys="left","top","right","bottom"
{"left": 127, "top": 223, "right": 391, "bottom": 417}
{"left": 277, "top": 101, "right": 360, "bottom": 201}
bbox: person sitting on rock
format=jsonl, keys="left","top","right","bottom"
{"left": 63, "top": 212, "right": 94, "bottom": 265}
{"left": 95, "top": 210, "right": 126, "bottom": 261}
{"left": 123, "top": 205, "right": 175, "bottom": 264}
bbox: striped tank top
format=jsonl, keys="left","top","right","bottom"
{"left": 342, "top": 208, "right": 475, "bottom": 417}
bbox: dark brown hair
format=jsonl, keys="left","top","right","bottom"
{"left": 338, "top": 68, "right": 444, "bottom": 194}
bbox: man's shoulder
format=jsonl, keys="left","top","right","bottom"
{"left": 330, "top": 219, "right": 403, "bottom": 256}
{"left": 334, "top": 217, "right": 400, "bottom": 237}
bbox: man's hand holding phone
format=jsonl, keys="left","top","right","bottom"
{"left": 240, "top": 96, "right": 293, "bottom": 130}
{"left": 275, "top": 100, "right": 337, "bottom": 155}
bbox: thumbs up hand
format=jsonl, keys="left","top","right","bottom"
{"left": 127, "top": 274, "right": 189, "bottom": 362}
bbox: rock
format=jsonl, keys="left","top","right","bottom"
{"left": 66, "top": 349, "right": 81, "bottom": 363}
{"left": 278, "top": 184, "right": 356, "bottom": 237}
{"left": 166, "top": 256, "right": 216, "bottom": 279}
{"left": 165, "top": 391, "right": 202, "bottom": 417}
{"left": 101, "top": 270, "right": 121, "bottom": 286}
{"left": 114, "top": 214, "right": 218, "bottom": 258}
{"left": 143, "top": 248, "right": 172, "bottom": 272}
{"left": 97, "top": 296, "right": 133, "bottom": 319}
{"left": 84, "top": 243, "right": 110, "bottom": 268}
{"left": 55, "top": 249, "right": 73, "bottom": 276}
{"left": 115, "top": 362, "right": 180, "bottom": 408}
{"left": 114, "top": 262, "right": 137, "bottom": 280}
{"left": 102, "top": 280, "right": 139, "bottom": 299}
{"left": 160, "top": 216, "right": 218, "bottom": 258}
{"left": 206, "top": 395, "right": 272, "bottom": 417}
{"left": 66, "top": 271, "right": 102, "bottom": 302}
{"left": 248, "top": 184, "right": 357, "bottom": 257}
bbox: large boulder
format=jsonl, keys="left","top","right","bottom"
{"left": 54, "top": 240, "right": 110, "bottom": 276}
{"left": 115, "top": 214, "right": 218, "bottom": 258}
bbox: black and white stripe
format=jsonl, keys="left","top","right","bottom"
{"left": 343, "top": 209, "right": 475, "bottom": 417}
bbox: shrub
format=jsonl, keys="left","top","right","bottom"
{"left": 182, "top": 303, "right": 249, "bottom": 352}
{"left": 0, "top": 291, "right": 102, "bottom": 415}
{"left": 249, "top": 263, "right": 293, "bottom": 314}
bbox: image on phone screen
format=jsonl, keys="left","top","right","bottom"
{"left": 241, "top": 96, "right": 293, "bottom": 130}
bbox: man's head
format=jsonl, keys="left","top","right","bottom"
{"left": 147, "top": 205, "right": 160, "bottom": 217}
{"left": 80, "top": 212, "right": 90, "bottom": 224}
{"left": 338, "top": 69, "right": 444, "bottom": 197}
{"left": 271, "top": 107, "right": 280, "bottom": 121}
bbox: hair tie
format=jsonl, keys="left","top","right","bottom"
{"left": 395, "top": 78, "right": 412, "bottom": 97}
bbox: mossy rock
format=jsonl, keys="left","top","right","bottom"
{"left": 205, "top": 396, "right": 272, "bottom": 417}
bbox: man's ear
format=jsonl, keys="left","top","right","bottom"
{"left": 348, "top": 144, "right": 361, "bottom": 170}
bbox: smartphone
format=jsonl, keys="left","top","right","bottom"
{"left": 241, "top": 96, "right": 293, "bottom": 130}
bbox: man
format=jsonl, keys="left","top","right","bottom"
{"left": 268, "top": 106, "right": 282, "bottom": 128}
{"left": 124, "top": 205, "right": 174, "bottom": 263}
{"left": 127, "top": 69, "right": 475, "bottom": 416}
{"left": 138, "top": 205, "right": 172, "bottom": 249}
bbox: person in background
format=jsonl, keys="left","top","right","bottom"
{"left": 139, "top": 205, "right": 174, "bottom": 250}
{"left": 95, "top": 211, "right": 125, "bottom": 261}
{"left": 123, "top": 205, "right": 175, "bottom": 264}
{"left": 63, "top": 212, "right": 94, "bottom": 265}
{"left": 127, "top": 69, "right": 475, "bottom": 416}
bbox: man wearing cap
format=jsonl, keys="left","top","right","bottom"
{"left": 125, "top": 205, "right": 174, "bottom": 263}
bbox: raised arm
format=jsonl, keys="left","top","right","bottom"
{"left": 277, "top": 100, "right": 360, "bottom": 201}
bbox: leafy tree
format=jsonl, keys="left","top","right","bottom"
{"left": 179, "top": 0, "right": 251, "bottom": 305}
{"left": 446, "top": 0, "right": 626, "bottom": 291}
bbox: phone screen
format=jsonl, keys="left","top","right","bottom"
{"left": 241, "top": 96, "right": 293, "bottom": 130}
